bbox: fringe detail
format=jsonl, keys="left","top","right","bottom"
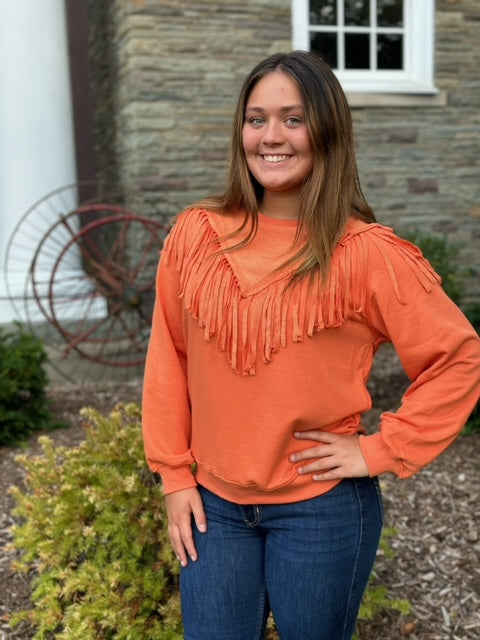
{"left": 365, "top": 225, "right": 441, "bottom": 303}
{"left": 162, "top": 210, "right": 441, "bottom": 375}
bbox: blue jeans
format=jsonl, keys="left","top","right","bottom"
{"left": 180, "top": 477, "right": 383, "bottom": 640}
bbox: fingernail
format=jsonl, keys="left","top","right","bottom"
{"left": 289, "top": 454, "right": 296, "bottom": 462}
{"left": 180, "top": 559, "right": 187, "bottom": 567}
{"left": 190, "top": 555, "right": 197, "bottom": 562}
{"left": 198, "top": 524, "right": 207, "bottom": 533}
{"left": 297, "top": 467, "right": 303, "bottom": 475}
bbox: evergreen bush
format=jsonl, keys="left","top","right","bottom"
{"left": 9, "top": 404, "right": 410, "bottom": 639}
{"left": 10, "top": 404, "right": 182, "bottom": 640}
{"left": 0, "top": 323, "right": 57, "bottom": 446}
{"left": 463, "top": 303, "right": 480, "bottom": 434}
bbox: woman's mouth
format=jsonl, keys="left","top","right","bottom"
{"left": 262, "top": 155, "right": 291, "bottom": 163}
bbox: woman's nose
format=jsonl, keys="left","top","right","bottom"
{"left": 261, "top": 120, "right": 284, "bottom": 144}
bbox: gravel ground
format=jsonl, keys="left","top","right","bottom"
{"left": 1, "top": 347, "right": 479, "bottom": 640}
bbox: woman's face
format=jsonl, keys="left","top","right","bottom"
{"left": 242, "top": 71, "right": 314, "bottom": 203}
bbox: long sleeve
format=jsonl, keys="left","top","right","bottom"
{"left": 142, "top": 247, "right": 197, "bottom": 494}
{"left": 358, "top": 229, "right": 480, "bottom": 478}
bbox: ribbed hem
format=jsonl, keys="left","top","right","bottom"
{"left": 194, "top": 464, "right": 342, "bottom": 505}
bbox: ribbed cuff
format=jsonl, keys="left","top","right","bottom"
{"left": 359, "top": 433, "right": 403, "bottom": 477}
{"left": 158, "top": 465, "right": 197, "bottom": 495}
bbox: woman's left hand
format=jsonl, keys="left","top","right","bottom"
{"left": 289, "top": 431, "right": 369, "bottom": 481}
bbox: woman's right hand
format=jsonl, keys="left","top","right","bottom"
{"left": 164, "top": 487, "right": 207, "bottom": 567}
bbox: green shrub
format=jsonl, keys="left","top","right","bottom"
{"left": 10, "top": 404, "right": 411, "bottom": 639}
{"left": 465, "top": 303, "right": 480, "bottom": 332}
{"left": 462, "top": 303, "right": 480, "bottom": 434}
{"left": 9, "top": 404, "right": 182, "bottom": 640}
{"left": 0, "top": 322, "right": 57, "bottom": 446}
{"left": 399, "top": 228, "right": 468, "bottom": 304}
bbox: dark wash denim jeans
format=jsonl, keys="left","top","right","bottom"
{"left": 180, "top": 477, "right": 383, "bottom": 640}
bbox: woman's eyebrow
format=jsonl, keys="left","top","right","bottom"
{"left": 245, "top": 104, "right": 304, "bottom": 113}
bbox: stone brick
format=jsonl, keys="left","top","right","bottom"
{"left": 436, "top": 11, "right": 465, "bottom": 29}
{"left": 386, "top": 128, "right": 419, "bottom": 143}
{"left": 407, "top": 179, "right": 439, "bottom": 194}
{"left": 470, "top": 205, "right": 480, "bottom": 217}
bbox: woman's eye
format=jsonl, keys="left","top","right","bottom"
{"left": 286, "top": 116, "right": 302, "bottom": 126}
{"left": 248, "top": 117, "right": 264, "bottom": 126}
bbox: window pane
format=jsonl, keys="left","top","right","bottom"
{"left": 377, "top": 34, "right": 403, "bottom": 69}
{"left": 310, "top": 0, "right": 336, "bottom": 26}
{"left": 344, "top": 0, "right": 369, "bottom": 26}
{"left": 310, "top": 32, "right": 337, "bottom": 68}
{"left": 377, "top": 0, "right": 403, "bottom": 27}
{"left": 345, "top": 33, "right": 370, "bottom": 69}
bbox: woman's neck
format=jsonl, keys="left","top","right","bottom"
{"left": 260, "top": 192, "right": 300, "bottom": 220}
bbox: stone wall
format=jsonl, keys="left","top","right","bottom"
{"left": 87, "top": 0, "right": 480, "bottom": 301}
{"left": 353, "top": 0, "right": 480, "bottom": 301}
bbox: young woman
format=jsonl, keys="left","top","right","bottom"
{"left": 142, "top": 51, "right": 480, "bottom": 640}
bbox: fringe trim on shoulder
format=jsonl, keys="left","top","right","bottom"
{"left": 163, "top": 211, "right": 441, "bottom": 374}
{"left": 363, "top": 225, "right": 442, "bottom": 304}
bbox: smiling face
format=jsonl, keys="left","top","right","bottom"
{"left": 242, "top": 71, "right": 314, "bottom": 216}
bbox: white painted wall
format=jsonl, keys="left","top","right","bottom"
{"left": 0, "top": 0, "right": 77, "bottom": 323}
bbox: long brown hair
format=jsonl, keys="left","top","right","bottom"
{"left": 195, "top": 50, "right": 375, "bottom": 281}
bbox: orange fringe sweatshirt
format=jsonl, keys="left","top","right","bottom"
{"left": 142, "top": 208, "right": 480, "bottom": 504}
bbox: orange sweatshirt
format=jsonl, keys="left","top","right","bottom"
{"left": 142, "top": 208, "right": 480, "bottom": 504}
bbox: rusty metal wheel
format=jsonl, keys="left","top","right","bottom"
{"left": 4, "top": 183, "right": 170, "bottom": 381}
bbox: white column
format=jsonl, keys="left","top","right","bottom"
{"left": 0, "top": 0, "right": 77, "bottom": 323}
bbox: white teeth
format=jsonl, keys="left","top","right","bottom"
{"left": 263, "top": 155, "right": 290, "bottom": 163}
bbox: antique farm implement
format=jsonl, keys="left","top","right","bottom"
{"left": 4, "top": 183, "right": 170, "bottom": 381}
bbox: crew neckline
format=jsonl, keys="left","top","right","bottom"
{"left": 258, "top": 212, "right": 299, "bottom": 227}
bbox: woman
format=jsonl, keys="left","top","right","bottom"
{"left": 142, "top": 51, "right": 480, "bottom": 639}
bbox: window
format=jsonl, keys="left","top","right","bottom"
{"left": 292, "top": 0, "right": 437, "bottom": 94}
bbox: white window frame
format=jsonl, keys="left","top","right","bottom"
{"left": 292, "top": 0, "right": 437, "bottom": 94}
